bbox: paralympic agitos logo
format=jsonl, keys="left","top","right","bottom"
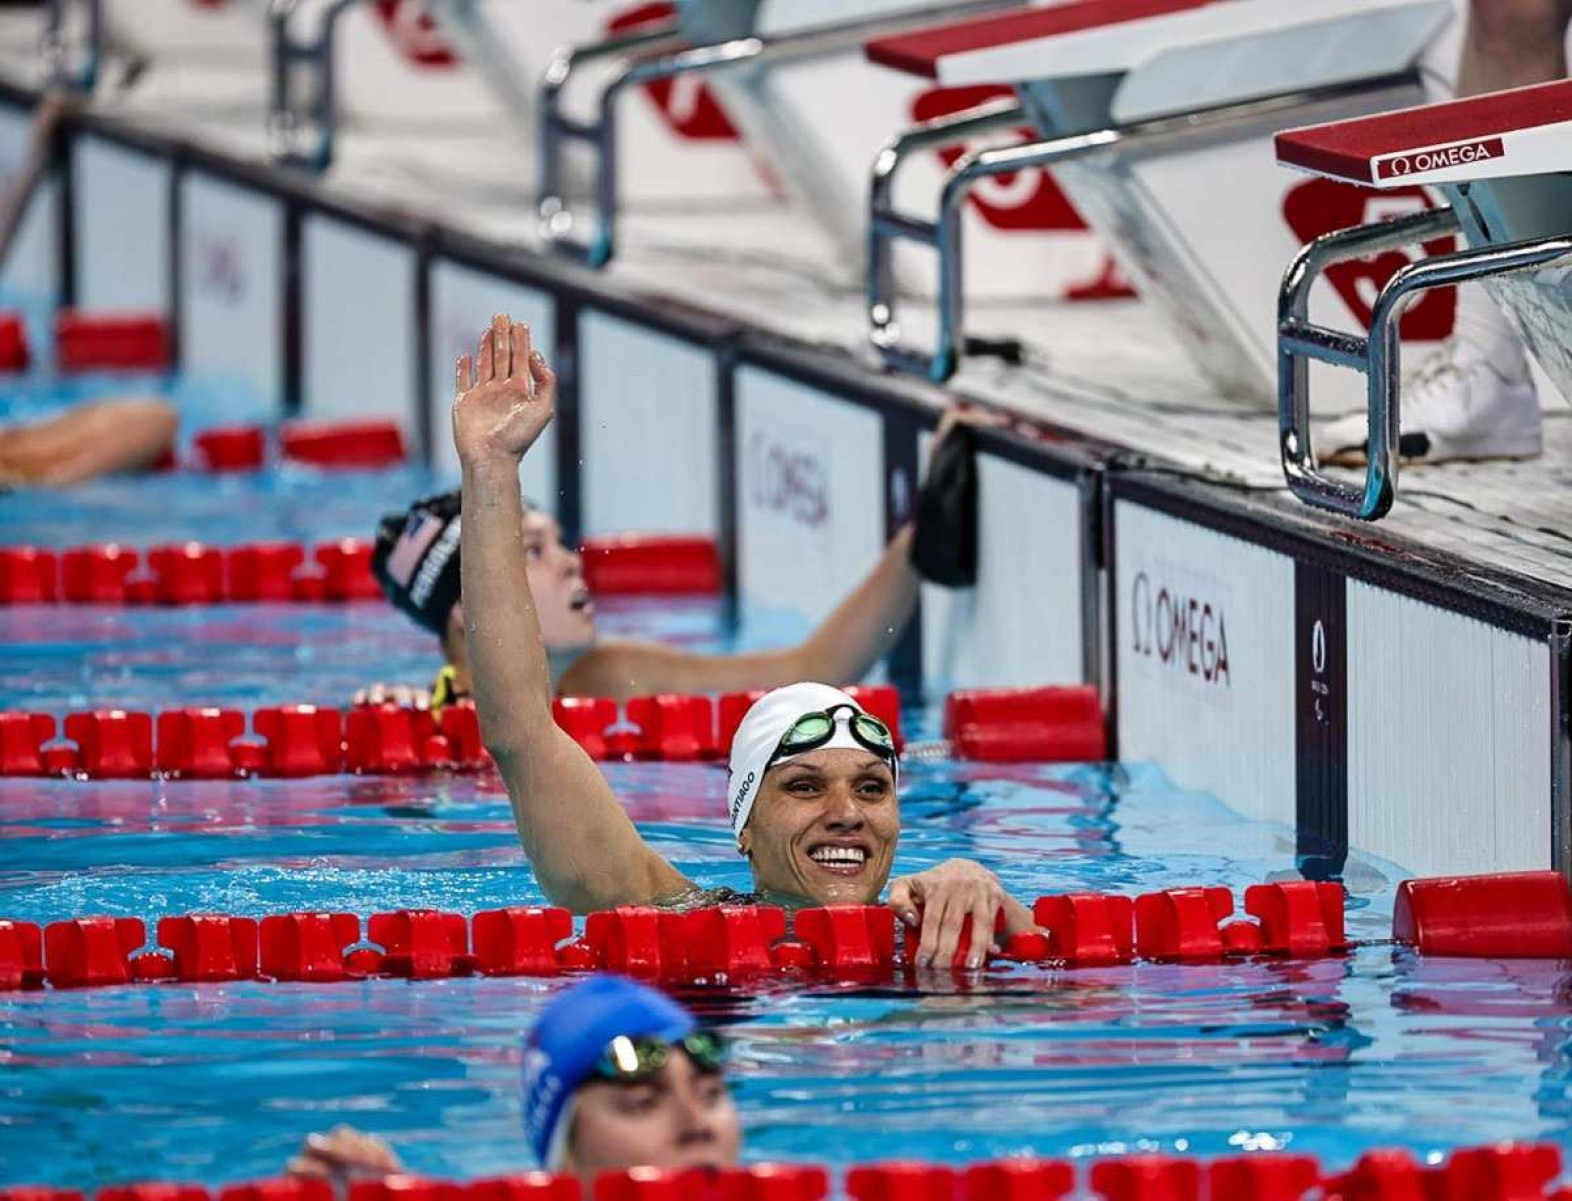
{"left": 1129, "top": 570, "right": 1231, "bottom": 687}
{"left": 747, "top": 431, "right": 829, "bottom": 528}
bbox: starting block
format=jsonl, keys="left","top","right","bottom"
{"left": 1276, "top": 78, "right": 1572, "bottom": 518}
{"left": 864, "top": 0, "right": 1457, "bottom": 386}
{"left": 535, "top": 0, "right": 1030, "bottom": 273}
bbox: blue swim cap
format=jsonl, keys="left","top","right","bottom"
{"left": 521, "top": 974, "right": 697, "bottom": 1168}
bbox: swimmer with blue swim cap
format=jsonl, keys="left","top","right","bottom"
{"left": 453, "top": 315, "right": 1037, "bottom": 969}
{"left": 292, "top": 975, "right": 739, "bottom": 1184}
{"left": 523, "top": 974, "right": 739, "bottom": 1177}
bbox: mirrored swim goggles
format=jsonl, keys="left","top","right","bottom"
{"left": 765, "top": 703, "right": 898, "bottom": 772}
{"left": 591, "top": 1030, "right": 729, "bottom": 1084}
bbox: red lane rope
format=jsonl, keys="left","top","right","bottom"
{"left": 0, "top": 535, "right": 722, "bottom": 606}
{"left": 0, "top": 884, "right": 1346, "bottom": 993}
{"left": 0, "top": 686, "right": 1117, "bottom": 779}
{"left": 21, "top": 868, "right": 1563, "bottom": 993}
{"left": 0, "top": 1137, "right": 1566, "bottom": 1200}
{"left": 7, "top": 873, "right": 1566, "bottom": 993}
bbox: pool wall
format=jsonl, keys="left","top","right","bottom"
{"left": 2, "top": 81, "right": 1567, "bottom": 883}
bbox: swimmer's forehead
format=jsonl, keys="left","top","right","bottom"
{"left": 770, "top": 748, "right": 892, "bottom": 777}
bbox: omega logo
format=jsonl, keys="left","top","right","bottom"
{"left": 747, "top": 431, "right": 829, "bottom": 528}
{"left": 1129, "top": 570, "right": 1231, "bottom": 686}
{"left": 1377, "top": 137, "right": 1502, "bottom": 180}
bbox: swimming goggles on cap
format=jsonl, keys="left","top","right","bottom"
{"left": 766, "top": 703, "right": 897, "bottom": 771}
{"left": 591, "top": 1030, "right": 729, "bottom": 1083}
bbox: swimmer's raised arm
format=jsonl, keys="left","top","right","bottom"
{"left": 455, "top": 314, "right": 689, "bottom": 912}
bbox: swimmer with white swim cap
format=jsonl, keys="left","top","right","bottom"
{"left": 453, "top": 315, "right": 1037, "bottom": 968}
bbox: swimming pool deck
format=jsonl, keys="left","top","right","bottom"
{"left": 3, "top": 16, "right": 1570, "bottom": 607}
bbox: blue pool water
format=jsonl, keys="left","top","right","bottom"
{"left": 3, "top": 456, "right": 1572, "bottom": 1190}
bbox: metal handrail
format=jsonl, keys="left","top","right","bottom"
{"left": 535, "top": 0, "right": 1005, "bottom": 267}
{"left": 865, "top": 73, "right": 1417, "bottom": 382}
{"left": 268, "top": 0, "right": 363, "bottom": 173}
{"left": 42, "top": 0, "right": 103, "bottom": 92}
{"left": 1279, "top": 214, "right": 1572, "bottom": 520}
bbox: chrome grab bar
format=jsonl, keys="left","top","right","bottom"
{"left": 268, "top": 0, "right": 364, "bottom": 173}
{"left": 866, "top": 78, "right": 1408, "bottom": 382}
{"left": 1278, "top": 210, "right": 1572, "bottom": 520}
{"left": 536, "top": 1, "right": 1005, "bottom": 267}
{"left": 42, "top": 0, "right": 103, "bottom": 92}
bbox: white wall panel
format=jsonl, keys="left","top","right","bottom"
{"left": 179, "top": 173, "right": 284, "bottom": 412}
{"left": 72, "top": 136, "right": 170, "bottom": 313}
{"left": 1348, "top": 582, "right": 1552, "bottom": 876}
{"left": 428, "top": 258, "right": 555, "bottom": 504}
{"left": 580, "top": 312, "right": 717, "bottom": 536}
{"left": 1115, "top": 501, "right": 1296, "bottom": 826}
{"left": 736, "top": 367, "right": 884, "bottom": 626}
{"left": 0, "top": 104, "right": 57, "bottom": 305}
{"left": 922, "top": 449, "right": 1084, "bottom": 691}
{"left": 302, "top": 214, "right": 417, "bottom": 436}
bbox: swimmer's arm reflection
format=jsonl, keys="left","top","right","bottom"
{"left": 456, "top": 314, "right": 690, "bottom": 912}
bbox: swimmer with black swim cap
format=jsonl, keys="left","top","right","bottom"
{"left": 369, "top": 342, "right": 981, "bottom": 710}
{"left": 452, "top": 315, "right": 1035, "bottom": 968}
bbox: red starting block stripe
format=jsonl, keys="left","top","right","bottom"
{"left": 1277, "top": 78, "right": 1572, "bottom": 187}
{"left": 866, "top": 0, "right": 1210, "bottom": 79}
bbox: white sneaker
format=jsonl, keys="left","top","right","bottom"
{"left": 1317, "top": 337, "right": 1543, "bottom": 467}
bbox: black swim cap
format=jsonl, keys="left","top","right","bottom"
{"left": 371, "top": 489, "right": 464, "bottom": 635}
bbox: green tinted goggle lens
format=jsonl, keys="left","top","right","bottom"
{"left": 778, "top": 708, "right": 895, "bottom": 755}
{"left": 591, "top": 1030, "right": 729, "bottom": 1083}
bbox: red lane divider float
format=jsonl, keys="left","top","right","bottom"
{"left": 0, "top": 539, "right": 381, "bottom": 606}
{"left": 0, "top": 879, "right": 1360, "bottom": 993}
{"left": 0, "top": 536, "right": 725, "bottom": 606}
{"left": 5, "top": 1142, "right": 1570, "bottom": 1201}
{"left": 580, "top": 534, "right": 720, "bottom": 595}
{"left": 279, "top": 418, "right": 408, "bottom": 470}
{"left": 0, "top": 702, "right": 486, "bottom": 780}
{"left": 0, "top": 685, "right": 889, "bottom": 780}
{"left": 1393, "top": 870, "right": 1572, "bottom": 959}
{"left": 944, "top": 685, "right": 1105, "bottom": 762}
{"left": 54, "top": 310, "right": 170, "bottom": 373}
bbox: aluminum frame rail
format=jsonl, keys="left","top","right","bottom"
{"left": 1278, "top": 210, "right": 1572, "bottom": 520}
{"left": 866, "top": 75, "right": 1421, "bottom": 382}
{"left": 536, "top": 1, "right": 1003, "bottom": 269}
{"left": 42, "top": 0, "right": 103, "bottom": 92}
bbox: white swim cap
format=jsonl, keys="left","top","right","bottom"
{"left": 726, "top": 682, "right": 895, "bottom": 845}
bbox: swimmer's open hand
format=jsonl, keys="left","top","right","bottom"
{"left": 452, "top": 314, "right": 556, "bottom": 468}
{"left": 287, "top": 1125, "right": 403, "bottom": 1181}
{"left": 887, "top": 857, "right": 1034, "bottom": 971}
{"left": 924, "top": 403, "right": 1007, "bottom": 479}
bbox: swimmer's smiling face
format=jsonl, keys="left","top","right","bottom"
{"left": 563, "top": 1048, "right": 741, "bottom": 1179}
{"left": 521, "top": 508, "right": 597, "bottom": 650}
{"left": 738, "top": 748, "right": 899, "bottom": 906}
